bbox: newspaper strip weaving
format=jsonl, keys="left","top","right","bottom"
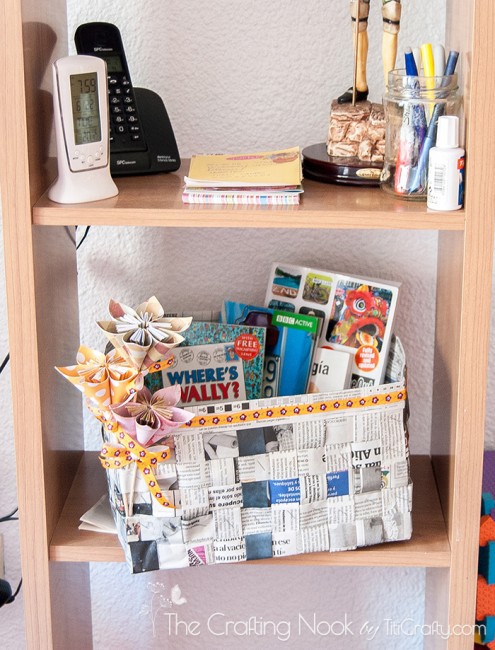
{"left": 104, "top": 376, "right": 412, "bottom": 573}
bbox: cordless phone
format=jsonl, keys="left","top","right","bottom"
{"left": 74, "top": 21, "right": 180, "bottom": 176}
{"left": 75, "top": 22, "right": 147, "bottom": 155}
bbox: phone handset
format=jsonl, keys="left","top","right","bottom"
{"left": 75, "top": 22, "right": 147, "bottom": 155}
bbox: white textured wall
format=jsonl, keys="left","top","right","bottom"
{"left": 5, "top": 0, "right": 485, "bottom": 648}
{"left": 0, "top": 207, "right": 26, "bottom": 649}
{"left": 67, "top": 3, "right": 443, "bottom": 649}
{"left": 77, "top": 225, "right": 436, "bottom": 650}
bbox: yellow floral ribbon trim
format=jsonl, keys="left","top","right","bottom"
{"left": 99, "top": 425, "right": 172, "bottom": 508}
{"left": 185, "top": 388, "right": 407, "bottom": 429}
{"left": 147, "top": 356, "right": 175, "bottom": 374}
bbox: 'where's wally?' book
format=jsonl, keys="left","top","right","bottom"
{"left": 145, "top": 322, "right": 266, "bottom": 407}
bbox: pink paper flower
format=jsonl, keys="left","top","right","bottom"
{"left": 111, "top": 385, "right": 193, "bottom": 447}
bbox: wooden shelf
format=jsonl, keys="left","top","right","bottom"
{"left": 49, "top": 452, "right": 124, "bottom": 563}
{"left": 33, "top": 161, "right": 466, "bottom": 230}
{"left": 49, "top": 453, "right": 450, "bottom": 568}
{"left": 4, "top": 1, "right": 495, "bottom": 646}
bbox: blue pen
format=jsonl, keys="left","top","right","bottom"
{"left": 444, "top": 50, "right": 459, "bottom": 76}
{"left": 405, "top": 48, "right": 427, "bottom": 153}
{"left": 405, "top": 47, "right": 418, "bottom": 76}
{"left": 394, "top": 49, "right": 420, "bottom": 192}
{"left": 395, "top": 48, "right": 426, "bottom": 192}
{"left": 408, "top": 50, "right": 459, "bottom": 193}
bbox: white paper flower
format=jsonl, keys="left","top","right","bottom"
{"left": 98, "top": 296, "right": 192, "bottom": 371}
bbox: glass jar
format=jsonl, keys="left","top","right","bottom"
{"left": 380, "top": 70, "right": 461, "bottom": 200}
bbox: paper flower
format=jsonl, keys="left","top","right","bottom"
{"left": 111, "top": 384, "right": 194, "bottom": 447}
{"left": 97, "top": 296, "right": 192, "bottom": 372}
{"left": 56, "top": 345, "right": 143, "bottom": 410}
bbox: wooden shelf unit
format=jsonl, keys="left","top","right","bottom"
{"left": 1, "top": 1, "right": 495, "bottom": 649}
{"left": 49, "top": 454, "right": 450, "bottom": 568}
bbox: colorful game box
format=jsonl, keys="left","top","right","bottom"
{"left": 265, "top": 263, "right": 400, "bottom": 387}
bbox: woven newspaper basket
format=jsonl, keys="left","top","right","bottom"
{"left": 103, "top": 336, "right": 411, "bottom": 573}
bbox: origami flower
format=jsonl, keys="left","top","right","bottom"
{"left": 56, "top": 345, "right": 143, "bottom": 410}
{"left": 111, "top": 384, "right": 193, "bottom": 447}
{"left": 98, "top": 296, "right": 192, "bottom": 372}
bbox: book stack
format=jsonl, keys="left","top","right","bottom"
{"left": 182, "top": 146, "right": 304, "bottom": 205}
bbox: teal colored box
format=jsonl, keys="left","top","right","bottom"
{"left": 478, "top": 616, "right": 495, "bottom": 644}
{"left": 482, "top": 492, "right": 495, "bottom": 516}
{"left": 479, "top": 540, "right": 495, "bottom": 584}
{"left": 222, "top": 301, "right": 320, "bottom": 398}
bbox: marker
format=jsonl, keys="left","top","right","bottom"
{"left": 433, "top": 44, "right": 445, "bottom": 76}
{"left": 444, "top": 49, "right": 459, "bottom": 76}
{"left": 412, "top": 47, "right": 422, "bottom": 74}
{"left": 405, "top": 47, "right": 418, "bottom": 76}
{"left": 421, "top": 43, "right": 435, "bottom": 117}
{"left": 421, "top": 43, "right": 435, "bottom": 79}
{"left": 404, "top": 47, "right": 427, "bottom": 156}
{"left": 394, "top": 103, "right": 415, "bottom": 193}
{"left": 395, "top": 48, "right": 426, "bottom": 193}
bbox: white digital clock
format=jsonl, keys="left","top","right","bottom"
{"left": 48, "top": 55, "right": 118, "bottom": 203}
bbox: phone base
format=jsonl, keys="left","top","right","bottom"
{"left": 48, "top": 165, "right": 118, "bottom": 204}
{"left": 110, "top": 87, "right": 180, "bottom": 176}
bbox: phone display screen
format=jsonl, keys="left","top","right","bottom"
{"left": 103, "top": 54, "right": 123, "bottom": 73}
{"left": 70, "top": 72, "right": 101, "bottom": 145}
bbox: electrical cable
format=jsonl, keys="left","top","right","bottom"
{"left": 0, "top": 350, "right": 20, "bottom": 604}
{"left": 0, "top": 507, "right": 21, "bottom": 607}
{"left": 0, "top": 353, "right": 9, "bottom": 375}
{"left": 6, "top": 578, "right": 22, "bottom": 604}
{"left": 76, "top": 225, "right": 91, "bottom": 250}
{"left": 0, "top": 261, "right": 23, "bottom": 604}
{"left": 0, "top": 507, "right": 18, "bottom": 523}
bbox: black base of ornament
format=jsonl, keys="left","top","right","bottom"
{"left": 302, "top": 143, "right": 382, "bottom": 187}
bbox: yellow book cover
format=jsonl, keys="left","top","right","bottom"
{"left": 185, "top": 146, "right": 302, "bottom": 187}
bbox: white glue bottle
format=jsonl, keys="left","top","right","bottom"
{"left": 427, "top": 115, "right": 465, "bottom": 211}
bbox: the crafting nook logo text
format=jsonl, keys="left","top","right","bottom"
{"left": 207, "top": 612, "right": 291, "bottom": 642}
{"left": 142, "top": 584, "right": 352, "bottom": 642}
{"left": 158, "top": 610, "right": 353, "bottom": 642}
{"left": 142, "top": 584, "right": 484, "bottom": 642}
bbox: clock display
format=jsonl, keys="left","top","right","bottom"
{"left": 70, "top": 72, "right": 101, "bottom": 145}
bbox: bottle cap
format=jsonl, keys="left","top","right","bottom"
{"left": 436, "top": 115, "right": 460, "bottom": 148}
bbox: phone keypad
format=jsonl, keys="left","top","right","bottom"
{"left": 108, "top": 74, "right": 146, "bottom": 153}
